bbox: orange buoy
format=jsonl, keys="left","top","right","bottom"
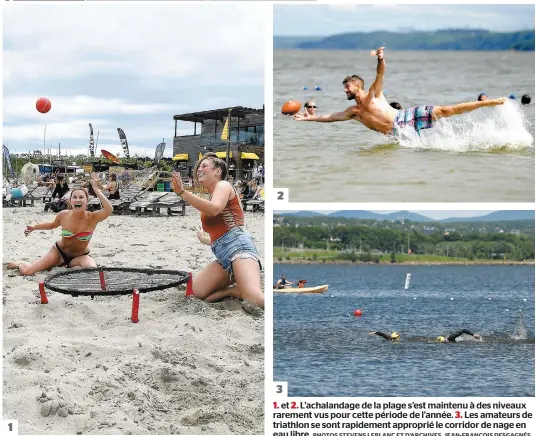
{"left": 281, "top": 100, "right": 301, "bottom": 115}
{"left": 354, "top": 309, "right": 363, "bottom": 317}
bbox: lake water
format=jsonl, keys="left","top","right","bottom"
{"left": 273, "top": 264, "right": 535, "bottom": 397}
{"left": 273, "top": 50, "right": 535, "bottom": 202}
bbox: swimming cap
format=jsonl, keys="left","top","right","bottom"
{"left": 391, "top": 332, "right": 400, "bottom": 339}
{"left": 509, "top": 94, "right": 516, "bottom": 99}
{"left": 521, "top": 94, "right": 531, "bottom": 105}
{"left": 435, "top": 336, "right": 446, "bottom": 342}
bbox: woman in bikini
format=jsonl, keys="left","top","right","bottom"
{"left": 7, "top": 173, "right": 113, "bottom": 276}
{"left": 171, "top": 152, "right": 264, "bottom": 307}
{"left": 102, "top": 173, "right": 120, "bottom": 200}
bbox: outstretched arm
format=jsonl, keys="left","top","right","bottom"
{"left": 447, "top": 329, "right": 478, "bottom": 342}
{"left": 25, "top": 213, "right": 62, "bottom": 235}
{"left": 368, "top": 331, "right": 391, "bottom": 340}
{"left": 369, "top": 47, "right": 385, "bottom": 97}
{"left": 294, "top": 109, "right": 351, "bottom": 123}
{"left": 172, "top": 174, "right": 231, "bottom": 216}
{"left": 90, "top": 173, "right": 113, "bottom": 222}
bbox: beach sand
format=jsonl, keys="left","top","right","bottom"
{"left": 2, "top": 205, "right": 264, "bottom": 435}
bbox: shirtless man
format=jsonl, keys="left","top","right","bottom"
{"left": 294, "top": 47, "right": 507, "bottom": 136}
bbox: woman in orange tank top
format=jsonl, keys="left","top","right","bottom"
{"left": 172, "top": 153, "right": 264, "bottom": 308}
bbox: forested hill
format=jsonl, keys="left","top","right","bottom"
{"left": 274, "top": 29, "right": 535, "bottom": 51}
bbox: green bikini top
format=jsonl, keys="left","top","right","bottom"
{"left": 61, "top": 229, "right": 93, "bottom": 241}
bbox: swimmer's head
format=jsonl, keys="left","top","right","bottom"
{"left": 391, "top": 332, "right": 400, "bottom": 340}
{"left": 435, "top": 336, "right": 447, "bottom": 342}
{"left": 477, "top": 93, "right": 488, "bottom": 101}
{"left": 390, "top": 102, "right": 402, "bottom": 110}
{"left": 521, "top": 94, "right": 531, "bottom": 105}
{"left": 509, "top": 94, "right": 516, "bottom": 100}
{"left": 304, "top": 100, "right": 317, "bottom": 115}
{"left": 342, "top": 75, "right": 365, "bottom": 100}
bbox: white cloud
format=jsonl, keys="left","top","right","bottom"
{"left": 4, "top": 4, "right": 265, "bottom": 85}
{"left": 3, "top": 95, "right": 180, "bottom": 123}
{"left": 3, "top": 3, "right": 265, "bottom": 155}
{"left": 327, "top": 4, "right": 359, "bottom": 11}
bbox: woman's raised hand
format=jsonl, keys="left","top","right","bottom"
{"left": 90, "top": 173, "right": 100, "bottom": 188}
{"left": 24, "top": 225, "right": 35, "bottom": 237}
{"left": 171, "top": 172, "right": 184, "bottom": 194}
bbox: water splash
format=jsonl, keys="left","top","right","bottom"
{"left": 510, "top": 310, "right": 527, "bottom": 340}
{"left": 389, "top": 100, "right": 534, "bottom": 152}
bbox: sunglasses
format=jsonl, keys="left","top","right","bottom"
{"left": 305, "top": 105, "right": 317, "bottom": 109}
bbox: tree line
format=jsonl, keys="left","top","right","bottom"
{"left": 274, "top": 221, "right": 535, "bottom": 261}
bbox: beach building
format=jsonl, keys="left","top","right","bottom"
{"left": 172, "top": 106, "right": 264, "bottom": 181}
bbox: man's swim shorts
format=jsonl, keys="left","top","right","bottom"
{"left": 392, "top": 105, "right": 434, "bottom": 135}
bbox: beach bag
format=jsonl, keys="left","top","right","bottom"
{"left": 50, "top": 200, "right": 68, "bottom": 213}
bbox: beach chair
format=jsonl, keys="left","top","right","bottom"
{"left": 9, "top": 184, "right": 47, "bottom": 207}
{"left": 88, "top": 170, "right": 159, "bottom": 214}
{"left": 129, "top": 192, "right": 186, "bottom": 217}
{"left": 244, "top": 188, "right": 265, "bottom": 212}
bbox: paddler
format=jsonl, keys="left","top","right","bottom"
{"left": 276, "top": 274, "right": 293, "bottom": 289}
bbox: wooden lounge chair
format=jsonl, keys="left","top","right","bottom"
{"left": 245, "top": 199, "right": 264, "bottom": 212}
{"left": 129, "top": 193, "right": 186, "bottom": 217}
{"left": 88, "top": 170, "right": 159, "bottom": 214}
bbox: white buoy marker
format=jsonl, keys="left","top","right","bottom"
{"left": 404, "top": 273, "right": 411, "bottom": 290}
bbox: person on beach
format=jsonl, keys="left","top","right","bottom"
{"left": 171, "top": 153, "right": 264, "bottom": 307}
{"left": 51, "top": 175, "right": 69, "bottom": 199}
{"left": 7, "top": 174, "right": 113, "bottom": 276}
{"left": 293, "top": 47, "right": 507, "bottom": 136}
{"left": 102, "top": 173, "right": 120, "bottom": 200}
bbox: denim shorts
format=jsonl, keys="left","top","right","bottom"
{"left": 211, "top": 227, "right": 262, "bottom": 279}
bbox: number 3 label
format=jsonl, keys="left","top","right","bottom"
{"left": 273, "top": 382, "right": 288, "bottom": 397}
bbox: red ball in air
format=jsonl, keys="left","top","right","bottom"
{"left": 36, "top": 97, "right": 51, "bottom": 114}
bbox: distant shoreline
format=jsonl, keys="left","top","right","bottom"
{"left": 274, "top": 260, "right": 535, "bottom": 266}
{"left": 274, "top": 29, "right": 535, "bottom": 51}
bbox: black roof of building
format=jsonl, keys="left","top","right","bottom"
{"left": 173, "top": 106, "right": 264, "bottom": 123}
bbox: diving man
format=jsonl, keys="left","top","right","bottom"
{"left": 293, "top": 47, "right": 506, "bottom": 136}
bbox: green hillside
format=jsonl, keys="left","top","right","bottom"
{"left": 274, "top": 29, "right": 535, "bottom": 51}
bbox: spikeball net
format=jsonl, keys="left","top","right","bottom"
{"left": 44, "top": 267, "right": 190, "bottom": 297}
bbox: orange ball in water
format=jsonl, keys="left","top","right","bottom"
{"left": 281, "top": 100, "right": 301, "bottom": 115}
{"left": 36, "top": 97, "right": 51, "bottom": 114}
{"left": 354, "top": 309, "right": 363, "bottom": 317}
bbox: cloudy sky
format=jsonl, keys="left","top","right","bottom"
{"left": 274, "top": 5, "right": 535, "bottom": 36}
{"left": 3, "top": 3, "right": 265, "bottom": 158}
